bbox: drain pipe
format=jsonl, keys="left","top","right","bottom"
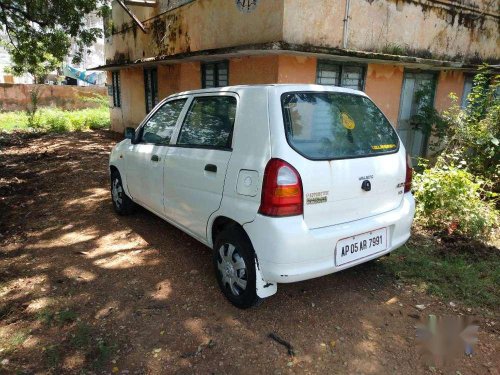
{"left": 342, "top": 0, "right": 351, "bottom": 49}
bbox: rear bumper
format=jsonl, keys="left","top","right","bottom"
{"left": 243, "top": 193, "right": 415, "bottom": 283}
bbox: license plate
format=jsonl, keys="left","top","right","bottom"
{"left": 335, "top": 227, "right": 388, "bottom": 267}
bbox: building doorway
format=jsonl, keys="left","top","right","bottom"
{"left": 397, "top": 71, "right": 436, "bottom": 159}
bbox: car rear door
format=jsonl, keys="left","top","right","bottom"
{"left": 163, "top": 93, "right": 237, "bottom": 240}
{"left": 272, "top": 88, "right": 406, "bottom": 229}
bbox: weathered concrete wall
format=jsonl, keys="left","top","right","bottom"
{"left": 364, "top": 64, "right": 405, "bottom": 125}
{"left": 277, "top": 55, "right": 317, "bottom": 83}
{"left": 107, "top": 0, "right": 498, "bottom": 68}
{"left": 106, "top": 0, "right": 284, "bottom": 65}
{"left": 230, "top": 56, "right": 280, "bottom": 85}
{"left": 0, "top": 84, "right": 106, "bottom": 112}
{"left": 109, "top": 62, "right": 201, "bottom": 132}
{"left": 283, "top": 0, "right": 345, "bottom": 48}
{"left": 109, "top": 55, "right": 467, "bottom": 132}
{"left": 109, "top": 67, "right": 147, "bottom": 132}
{"left": 178, "top": 62, "right": 201, "bottom": 92}
{"left": 283, "top": 0, "right": 499, "bottom": 62}
{"left": 434, "top": 70, "right": 465, "bottom": 111}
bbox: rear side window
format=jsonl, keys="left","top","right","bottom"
{"left": 177, "top": 96, "right": 236, "bottom": 149}
{"left": 281, "top": 92, "right": 399, "bottom": 160}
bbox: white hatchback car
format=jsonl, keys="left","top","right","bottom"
{"left": 109, "top": 84, "right": 415, "bottom": 308}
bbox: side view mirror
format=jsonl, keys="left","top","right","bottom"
{"left": 124, "top": 127, "right": 135, "bottom": 140}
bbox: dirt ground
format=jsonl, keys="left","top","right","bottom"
{"left": 0, "top": 131, "right": 498, "bottom": 375}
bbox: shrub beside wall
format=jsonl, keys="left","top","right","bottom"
{"left": 0, "top": 107, "right": 110, "bottom": 132}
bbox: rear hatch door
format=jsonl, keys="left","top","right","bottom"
{"left": 278, "top": 89, "right": 406, "bottom": 229}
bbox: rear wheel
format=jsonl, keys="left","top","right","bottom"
{"left": 110, "top": 170, "right": 136, "bottom": 215}
{"left": 213, "top": 227, "right": 260, "bottom": 309}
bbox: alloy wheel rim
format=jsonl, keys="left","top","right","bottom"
{"left": 112, "top": 178, "right": 123, "bottom": 207}
{"left": 217, "top": 243, "right": 247, "bottom": 296}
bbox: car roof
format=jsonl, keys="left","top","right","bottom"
{"left": 167, "top": 84, "right": 367, "bottom": 99}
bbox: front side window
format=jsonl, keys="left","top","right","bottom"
{"left": 177, "top": 96, "right": 236, "bottom": 149}
{"left": 282, "top": 92, "right": 399, "bottom": 160}
{"left": 141, "top": 99, "right": 187, "bottom": 144}
{"left": 144, "top": 67, "right": 158, "bottom": 113}
{"left": 316, "top": 61, "right": 365, "bottom": 91}
{"left": 202, "top": 61, "right": 229, "bottom": 88}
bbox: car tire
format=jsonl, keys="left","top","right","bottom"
{"left": 110, "top": 170, "right": 136, "bottom": 215}
{"left": 213, "top": 226, "right": 261, "bottom": 309}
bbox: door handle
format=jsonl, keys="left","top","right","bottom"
{"left": 151, "top": 155, "right": 160, "bottom": 162}
{"left": 204, "top": 164, "right": 217, "bottom": 173}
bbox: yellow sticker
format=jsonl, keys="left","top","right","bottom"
{"left": 341, "top": 112, "right": 355, "bottom": 130}
{"left": 371, "top": 144, "right": 397, "bottom": 150}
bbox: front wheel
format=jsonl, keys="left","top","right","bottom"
{"left": 213, "top": 227, "right": 261, "bottom": 309}
{"left": 110, "top": 170, "right": 136, "bottom": 215}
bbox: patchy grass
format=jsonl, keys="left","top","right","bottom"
{"left": 0, "top": 106, "right": 110, "bottom": 133}
{"left": 91, "top": 339, "right": 115, "bottom": 369}
{"left": 36, "top": 309, "right": 77, "bottom": 326}
{"left": 0, "top": 328, "right": 30, "bottom": 356}
{"left": 44, "top": 345, "right": 61, "bottom": 369}
{"left": 71, "top": 322, "right": 92, "bottom": 349}
{"left": 380, "top": 231, "right": 500, "bottom": 308}
{"left": 9, "top": 330, "right": 29, "bottom": 347}
{"left": 57, "top": 310, "right": 77, "bottom": 326}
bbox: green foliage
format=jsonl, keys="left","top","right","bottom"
{"left": 0, "top": 110, "right": 28, "bottom": 132}
{"left": 381, "top": 42, "right": 406, "bottom": 56}
{"left": 44, "top": 345, "right": 60, "bottom": 368}
{"left": 0, "top": 107, "right": 110, "bottom": 133}
{"left": 25, "top": 86, "right": 41, "bottom": 128}
{"left": 0, "top": 1, "right": 110, "bottom": 81}
{"left": 36, "top": 309, "right": 55, "bottom": 326}
{"left": 413, "top": 158, "right": 498, "bottom": 239}
{"left": 93, "top": 339, "right": 114, "bottom": 369}
{"left": 71, "top": 322, "right": 92, "bottom": 348}
{"left": 410, "top": 65, "right": 500, "bottom": 240}
{"left": 8, "top": 330, "right": 28, "bottom": 346}
{"left": 36, "top": 309, "right": 77, "bottom": 326}
{"left": 80, "top": 93, "right": 109, "bottom": 108}
{"left": 410, "top": 81, "right": 449, "bottom": 149}
{"left": 440, "top": 65, "right": 500, "bottom": 186}
{"left": 381, "top": 239, "right": 500, "bottom": 308}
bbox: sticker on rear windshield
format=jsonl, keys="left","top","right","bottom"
{"left": 341, "top": 112, "right": 356, "bottom": 130}
{"left": 371, "top": 144, "right": 396, "bottom": 150}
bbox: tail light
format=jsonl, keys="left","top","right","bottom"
{"left": 259, "top": 158, "right": 303, "bottom": 217}
{"left": 404, "top": 154, "right": 413, "bottom": 193}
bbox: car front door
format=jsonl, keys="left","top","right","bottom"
{"left": 124, "top": 98, "right": 187, "bottom": 213}
{"left": 163, "top": 94, "right": 237, "bottom": 240}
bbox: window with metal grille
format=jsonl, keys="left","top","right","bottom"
{"left": 144, "top": 67, "right": 158, "bottom": 113}
{"left": 202, "top": 61, "right": 229, "bottom": 88}
{"left": 112, "top": 71, "right": 121, "bottom": 107}
{"left": 316, "top": 61, "right": 365, "bottom": 91}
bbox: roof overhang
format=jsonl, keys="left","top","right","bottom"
{"left": 91, "top": 41, "right": 492, "bottom": 72}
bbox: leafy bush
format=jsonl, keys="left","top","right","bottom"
{"left": 0, "top": 111, "right": 28, "bottom": 132}
{"left": 413, "top": 158, "right": 498, "bottom": 239}
{"left": 42, "top": 109, "right": 72, "bottom": 132}
{"left": 439, "top": 66, "right": 499, "bottom": 188}
{"left": 0, "top": 106, "right": 110, "bottom": 132}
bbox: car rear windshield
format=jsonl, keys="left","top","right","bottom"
{"left": 281, "top": 92, "right": 399, "bottom": 160}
